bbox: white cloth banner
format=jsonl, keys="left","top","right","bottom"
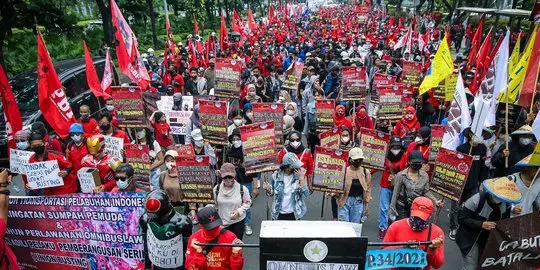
{"left": 442, "top": 73, "right": 471, "bottom": 151}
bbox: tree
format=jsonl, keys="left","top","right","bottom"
{"left": 185, "top": 0, "right": 207, "bottom": 34}
{"left": 95, "top": 0, "right": 113, "bottom": 47}
{"left": 146, "top": 0, "right": 159, "bottom": 50}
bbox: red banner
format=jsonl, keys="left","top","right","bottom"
{"left": 0, "top": 65, "right": 23, "bottom": 151}
{"left": 253, "top": 103, "right": 285, "bottom": 146}
{"left": 372, "top": 73, "right": 397, "bottom": 89}
{"left": 282, "top": 62, "right": 304, "bottom": 92}
{"left": 177, "top": 156, "right": 214, "bottom": 203}
{"left": 358, "top": 128, "right": 390, "bottom": 170}
{"left": 240, "top": 121, "right": 279, "bottom": 174}
{"left": 174, "top": 144, "right": 195, "bottom": 159}
{"left": 124, "top": 144, "right": 151, "bottom": 191}
{"left": 111, "top": 86, "right": 146, "bottom": 128}
{"left": 199, "top": 99, "right": 228, "bottom": 145}
{"left": 402, "top": 61, "right": 423, "bottom": 86}
{"left": 214, "top": 58, "right": 242, "bottom": 98}
{"left": 83, "top": 41, "right": 110, "bottom": 99}
{"left": 312, "top": 146, "right": 348, "bottom": 193}
{"left": 342, "top": 67, "right": 368, "bottom": 100}
{"left": 378, "top": 85, "right": 412, "bottom": 120}
{"left": 430, "top": 148, "right": 473, "bottom": 201}
{"left": 429, "top": 125, "right": 445, "bottom": 162}
{"left": 319, "top": 127, "right": 341, "bottom": 149}
{"left": 316, "top": 99, "right": 335, "bottom": 133}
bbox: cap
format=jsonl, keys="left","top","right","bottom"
{"left": 69, "top": 123, "right": 83, "bottom": 134}
{"left": 482, "top": 177, "right": 523, "bottom": 204}
{"left": 191, "top": 129, "right": 204, "bottom": 141}
{"left": 164, "top": 149, "right": 179, "bottom": 159}
{"left": 419, "top": 126, "right": 431, "bottom": 139}
{"left": 219, "top": 163, "right": 236, "bottom": 178}
{"left": 349, "top": 147, "right": 365, "bottom": 160}
{"left": 410, "top": 197, "right": 434, "bottom": 221}
{"left": 282, "top": 152, "right": 304, "bottom": 169}
{"left": 307, "top": 66, "right": 315, "bottom": 71}
{"left": 511, "top": 125, "right": 533, "bottom": 136}
{"left": 408, "top": 150, "right": 423, "bottom": 163}
{"left": 229, "top": 128, "right": 241, "bottom": 143}
{"left": 389, "top": 136, "right": 403, "bottom": 148}
{"left": 151, "top": 73, "right": 160, "bottom": 82}
{"left": 196, "top": 207, "right": 223, "bottom": 230}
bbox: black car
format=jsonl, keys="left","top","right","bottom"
{"left": 0, "top": 57, "right": 119, "bottom": 167}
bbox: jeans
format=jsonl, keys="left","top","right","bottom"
{"left": 240, "top": 182, "right": 253, "bottom": 226}
{"left": 378, "top": 187, "right": 392, "bottom": 231}
{"left": 461, "top": 243, "right": 479, "bottom": 270}
{"left": 150, "top": 168, "right": 161, "bottom": 190}
{"left": 450, "top": 200, "right": 460, "bottom": 230}
{"left": 338, "top": 196, "right": 364, "bottom": 223}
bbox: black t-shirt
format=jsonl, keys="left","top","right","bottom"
{"left": 456, "top": 143, "right": 488, "bottom": 202}
{"left": 226, "top": 146, "right": 254, "bottom": 184}
{"left": 348, "top": 179, "right": 364, "bottom": 197}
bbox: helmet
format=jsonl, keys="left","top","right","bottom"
{"left": 147, "top": 48, "right": 155, "bottom": 54}
{"left": 69, "top": 123, "right": 83, "bottom": 134}
{"left": 144, "top": 190, "right": 173, "bottom": 220}
{"left": 87, "top": 135, "right": 104, "bottom": 155}
{"left": 198, "top": 67, "right": 205, "bottom": 73}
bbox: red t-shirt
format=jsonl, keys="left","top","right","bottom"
{"left": 66, "top": 142, "right": 89, "bottom": 180}
{"left": 277, "top": 148, "right": 315, "bottom": 177}
{"left": 185, "top": 229, "right": 244, "bottom": 270}
{"left": 0, "top": 219, "right": 19, "bottom": 270}
{"left": 152, "top": 122, "right": 172, "bottom": 147}
{"left": 380, "top": 155, "right": 407, "bottom": 188}
{"left": 78, "top": 118, "right": 100, "bottom": 138}
{"left": 81, "top": 154, "right": 119, "bottom": 191}
{"left": 164, "top": 73, "right": 185, "bottom": 93}
{"left": 29, "top": 151, "right": 77, "bottom": 195}
{"left": 44, "top": 134, "right": 63, "bottom": 153}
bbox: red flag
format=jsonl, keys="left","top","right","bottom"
{"left": 37, "top": 32, "right": 76, "bottom": 139}
{"left": 268, "top": 4, "right": 276, "bottom": 24}
{"left": 84, "top": 41, "right": 110, "bottom": 99}
{"left": 219, "top": 12, "right": 228, "bottom": 50}
{"left": 188, "top": 39, "right": 198, "bottom": 68}
{"left": 518, "top": 27, "right": 540, "bottom": 108}
{"left": 467, "top": 15, "right": 484, "bottom": 71}
{"left": 0, "top": 65, "right": 23, "bottom": 151}
{"left": 247, "top": 8, "right": 258, "bottom": 35}
{"left": 193, "top": 16, "right": 199, "bottom": 35}
{"left": 101, "top": 48, "right": 113, "bottom": 95}
{"left": 232, "top": 10, "right": 245, "bottom": 35}
{"left": 110, "top": 0, "right": 150, "bottom": 90}
{"left": 470, "top": 29, "right": 493, "bottom": 95}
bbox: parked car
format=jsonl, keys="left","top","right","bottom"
{"left": 0, "top": 57, "right": 119, "bottom": 168}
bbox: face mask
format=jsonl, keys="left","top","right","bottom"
{"left": 357, "top": 110, "right": 367, "bottom": 118}
{"left": 116, "top": 179, "right": 129, "bottom": 190}
{"left": 80, "top": 114, "right": 90, "bottom": 121}
{"left": 233, "top": 119, "right": 243, "bottom": 126}
{"left": 100, "top": 124, "right": 111, "bottom": 131}
{"left": 32, "top": 145, "right": 45, "bottom": 155}
{"left": 166, "top": 162, "right": 176, "bottom": 171}
{"left": 232, "top": 140, "right": 242, "bottom": 148}
{"left": 248, "top": 91, "right": 256, "bottom": 96}
{"left": 286, "top": 110, "right": 295, "bottom": 116}
{"left": 136, "top": 131, "right": 146, "bottom": 139}
{"left": 106, "top": 105, "right": 114, "bottom": 111}
{"left": 350, "top": 159, "right": 362, "bottom": 168}
{"left": 16, "top": 141, "right": 29, "bottom": 150}
{"left": 519, "top": 137, "right": 533, "bottom": 146}
{"left": 194, "top": 140, "right": 204, "bottom": 148}
{"left": 390, "top": 149, "right": 401, "bottom": 156}
{"left": 341, "top": 136, "right": 350, "bottom": 144}
{"left": 410, "top": 163, "right": 423, "bottom": 170}
{"left": 414, "top": 137, "right": 424, "bottom": 144}
{"left": 408, "top": 216, "right": 430, "bottom": 232}
{"left": 472, "top": 136, "right": 483, "bottom": 145}
{"left": 405, "top": 113, "right": 414, "bottom": 121}
{"left": 246, "top": 112, "right": 254, "bottom": 118}
{"left": 71, "top": 134, "right": 82, "bottom": 143}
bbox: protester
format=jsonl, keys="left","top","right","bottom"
{"left": 65, "top": 123, "right": 88, "bottom": 182}
{"left": 406, "top": 126, "right": 431, "bottom": 164}
{"left": 190, "top": 129, "right": 217, "bottom": 167}
{"left": 283, "top": 115, "right": 295, "bottom": 140}
{"left": 492, "top": 125, "right": 535, "bottom": 177}
{"left": 185, "top": 103, "right": 202, "bottom": 145}
{"left": 285, "top": 102, "right": 303, "bottom": 132}
{"left": 278, "top": 131, "right": 314, "bottom": 184}
{"left": 353, "top": 104, "right": 374, "bottom": 139}
{"left": 511, "top": 155, "right": 540, "bottom": 216}
{"left": 391, "top": 106, "right": 420, "bottom": 140}
{"left": 77, "top": 105, "right": 100, "bottom": 137}
{"left": 0, "top": 169, "right": 20, "bottom": 269}
{"left": 81, "top": 135, "right": 121, "bottom": 192}
{"left": 228, "top": 111, "right": 244, "bottom": 137}
{"left": 111, "top": 163, "right": 144, "bottom": 192}
{"left": 149, "top": 111, "right": 172, "bottom": 150}
{"left": 339, "top": 127, "right": 355, "bottom": 151}
{"left": 31, "top": 122, "right": 63, "bottom": 153}
{"left": 98, "top": 112, "right": 131, "bottom": 143}
{"left": 135, "top": 128, "right": 164, "bottom": 190}
{"left": 333, "top": 105, "right": 353, "bottom": 132}
{"left": 104, "top": 97, "right": 119, "bottom": 127}
{"left": 14, "top": 130, "right": 30, "bottom": 151}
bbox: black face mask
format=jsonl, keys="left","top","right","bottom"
{"left": 100, "top": 124, "right": 111, "bottom": 131}
{"left": 32, "top": 145, "right": 45, "bottom": 155}
{"left": 350, "top": 159, "right": 362, "bottom": 168}
{"left": 410, "top": 163, "right": 423, "bottom": 170}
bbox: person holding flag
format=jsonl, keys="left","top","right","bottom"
{"left": 491, "top": 125, "right": 535, "bottom": 177}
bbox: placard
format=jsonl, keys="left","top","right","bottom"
{"left": 429, "top": 125, "right": 445, "bottom": 162}
{"left": 378, "top": 85, "right": 412, "bottom": 120}
{"left": 9, "top": 149, "right": 34, "bottom": 174}
{"left": 372, "top": 73, "right": 397, "bottom": 90}
{"left": 5, "top": 193, "right": 145, "bottom": 269}
{"left": 111, "top": 86, "right": 147, "bottom": 128}
{"left": 319, "top": 127, "right": 341, "bottom": 149}
{"left": 143, "top": 92, "right": 161, "bottom": 116}
{"left": 479, "top": 211, "right": 540, "bottom": 270}
{"left": 358, "top": 128, "right": 390, "bottom": 170}
{"left": 240, "top": 121, "right": 279, "bottom": 174}
{"left": 342, "top": 67, "right": 367, "bottom": 100}
{"left": 104, "top": 135, "right": 124, "bottom": 162}
{"left": 402, "top": 61, "right": 423, "bottom": 86}
{"left": 312, "top": 146, "right": 347, "bottom": 193}
{"left": 282, "top": 62, "right": 304, "bottom": 92}
{"left": 147, "top": 227, "right": 183, "bottom": 268}
{"left": 125, "top": 144, "right": 151, "bottom": 191}
{"left": 24, "top": 160, "right": 64, "bottom": 189}
{"left": 199, "top": 99, "right": 228, "bottom": 145}
{"left": 253, "top": 103, "right": 285, "bottom": 146}
{"left": 174, "top": 144, "right": 195, "bottom": 159}
{"left": 316, "top": 99, "right": 335, "bottom": 133}
{"left": 445, "top": 73, "right": 458, "bottom": 101}
{"left": 214, "top": 58, "right": 242, "bottom": 98}
{"left": 366, "top": 248, "right": 428, "bottom": 270}
{"left": 430, "top": 148, "right": 473, "bottom": 201}
{"left": 168, "top": 111, "right": 193, "bottom": 135}
{"left": 177, "top": 156, "right": 214, "bottom": 203}
{"left": 77, "top": 167, "right": 101, "bottom": 193}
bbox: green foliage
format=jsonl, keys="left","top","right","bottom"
{"left": 185, "top": 0, "right": 207, "bottom": 32}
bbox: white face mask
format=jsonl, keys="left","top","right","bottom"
{"left": 233, "top": 119, "right": 243, "bottom": 126}
{"left": 290, "top": 141, "right": 301, "bottom": 149}
{"left": 278, "top": 96, "right": 285, "bottom": 102}
{"left": 341, "top": 136, "right": 350, "bottom": 143}
{"left": 232, "top": 140, "right": 242, "bottom": 148}
{"left": 106, "top": 105, "right": 115, "bottom": 111}
{"left": 194, "top": 140, "right": 204, "bottom": 148}
{"left": 390, "top": 149, "right": 401, "bottom": 156}
{"left": 136, "top": 131, "right": 146, "bottom": 139}
{"left": 286, "top": 109, "right": 295, "bottom": 116}
{"left": 472, "top": 136, "right": 483, "bottom": 145}
{"left": 71, "top": 134, "right": 82, "bottom": 143}
{"left": 166, "top": 162, "right": 176, "bottom": 171}
{"left": 519, "top": 137, "right": 533, "bottom": 146}
{"left": 414, "top": 137, "right": 423, "bottom": 143}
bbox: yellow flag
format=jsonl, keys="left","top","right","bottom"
{"left": 508, "top": 35, "right": 521, "bottom": 75}
{"left": 419, "top": 34, "right": 454, "bottom": 95}
{"left": 498, "top": 25, "right": 539, "bottom": 103}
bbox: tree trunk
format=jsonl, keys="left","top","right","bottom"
{"left": 146, "top": 0, "right": 159, "bottom": 50}
{"left": 258, "top": 0, "right": 264, "bottom": 16}
{"left": 223, "top": 0, "right": 231, "bottom": 23}
{"left": 95, "top": 0, "right": 113, "bottom": 47}
{"left": 0, "top": 2, "right": 16, "bottom": 70}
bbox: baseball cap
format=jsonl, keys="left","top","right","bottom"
{"left": 191, "top": 129, "right": 204, "bottom": 141}
{"left": 69, "top": 123, "right": 83, "bottom": 134}
{"left": 282, "top": 152, "right": 303, "bottom": 169}
{"left": 196, "top": 207, "right": 223, "bottom": 230}
{"left": 410, "top": 197, "right": 434, "bottom": 221}
{"left": 419, "top": 126, "right": 431, "bottom": 139}
{"left": 219, "top": 163, "right": 236, "bottom": 178}
{"left": 164, "top": 150, "right": 179, "bottom": 159}
{"left": 408, "top": 150, "right": 423, "bottom": 163}
{"left": 349, "top": 147, "right": 365, "bottom": 160}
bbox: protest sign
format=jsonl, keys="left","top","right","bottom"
{"left": 430, "top": 148, "right": 473, "bottom": 201}
{"left": 125, "top": 144, "right": 151, "bottom": 191}
{"left": 174, "top": 144, "right": 195, "bottom": 159}
{"left": 366, "top": 249, "right": 428, "bottom": 270}
{"left": 104, "top": 135, "right": 124, "bottom": 162}
{"left": 319, "top": 127, "right": 341, "bottom": 149}
{"left": 372, "top": 73, "right": 397, "bottom": 90}
{"left": 253, "top": 103, "right": 285, "bottom": 146}
{"left": 479, "top": 211, "right": 540, "bottom": 270}
{"left": 157, "top": 95, "right": 174, "bottom": 113}
{"left": 24, "top": 160, "right": 64, "bottom": 189}
{"left": 402, "top": 61, "right": 423, "bottom": 86}
{"left": 240, "top": 122, "right": 279, "bottom": 174}
{"left": 445, "top": 74, "right": 458, "bottom": 101}
{"left": 429, "top": 125, "right": 445, "bottom": 162}
{"left": 282, "top": 62, "right": 304, "bottom": 93}
{"left": 496, "top": 103, "right": 522, "bottom": 130}
{"left": 214, "top": 58, "right": 242, "bottom": 98}
{"left": 177, "top": 156, "right": 214, "bottom": 203}
{"left": 316, "top": 99, "right": 336, "bottom": 133}
{"left": 358, "top": 128, "right": 390, "bottom": 170}
{"left": 146, "top": 226, "right": 184, "bottom": 268}
{"left": 6, "top": 193, "right": 145, "bottom": 269}
{"left": 9, "top": 149, "right": 33, "bottom": 174}
{"left": 378, "top": 85, "right": 412, "bottom": 120}
{"left": 111, "top": 86, "right": 147, "bottom": 128}
{"left": 312, "top": 146, "right": 347, "bottom": 193}
{"left": 168, "top": 110, "right": 193, "bottom": 135}
{"left": 77, "top": 167, "right": 101, "bottom": 193}
{"left": 199, "top": 99, "right": 228, "bottom": 145}
{"left": 342, "top": 67, "right": 367, "bottom": 100}
{"left": 181, "top": 95, "right": 194, "bottom": 111}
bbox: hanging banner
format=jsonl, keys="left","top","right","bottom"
{"left": 168, "top": 110, "right": 193, "bottom": 135}
{"left": 24, "top": 160, "right": 64, "bottom": 189}
{"left": 479, "top": 211, "right": 540, "bottom": 270}
{"left": 253, "top": 103, "right": 285, "bottom": 146}
{"left": 177, "top": 156, "right": 214, "bottom": 203}
{"left": 103, "top": 135, "right": 124, "bottom": 162}
{"left": 316, "top": 99, "right": 336, "bottom": 133}
{"left": 402, "top": 61, "right": 423, "bottom": 86}
{"left": 430, "top": 148, "right": 473, "bottom": 201}
{"left": 9, "top": 149, "right": 34, "bottom": 174}
{"left": 111, "top": 86, "right": 146, "bottom": 128}
{"left": 125, "top": 144, "right": 151, "bottom": 191}
{"left": 358, "top": 128, "right": 390, "bottom": 170}
{"left": 319, "top": 127, "right": 341, "bottom": 149}
{"left": 342, "top": 67, "right": 368, "bottom": 100}
{"left": 312, "top": 146, "right": 347, "bottom": 193}
{"left": 496, "top": 103, "right": 522, "bottom": 130}
{"left": 5, "top": 193, "right": 145, "bottom": 269}
{"left": 214, "top": 58, "right": 242, "bottom": 98}
{"left": 429, "top": 125, "right": 445, "bottom": 162}
{"left": 199, "top": 99, "right": 228, "bottom": 145}
{"left": 282, "top": 62, "right": 304, "bottom": 93}
{"left": 378, "top": 85, "right": 412, "bottom": 120}
{"left": 240, "top": 121, "right": 279, "bottom": 174}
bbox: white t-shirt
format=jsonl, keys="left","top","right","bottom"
{"left": 511, "top": 172, "right": 540, "bottom": 216}
{"left": 280, "top": 174, "right": 295, "bottom": 214}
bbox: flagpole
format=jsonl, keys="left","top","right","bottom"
{"left": 505, "top": 88, "right": 509, "bottom": 169}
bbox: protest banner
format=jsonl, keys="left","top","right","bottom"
{"left": 168, "top": 110, "right": 193, "bottom": 135}
{"left": 199, "top": 99, "right": 228, "bottom": 145}
{"left": 9, "top": 149, "right": 33, "bottom": 174}
{"left": 430, "top": 148, "right": 473, "bottom": 201}
{"left": 214, "top": 58, "right": 242, "bottom": 98}
{"left": 479, "top": 211, "right": 540, "bottom": 270}
{"left": 177, "top": 156, "right": 214, "bottom": 203}
{"left": 445, "top": 74, "right": 458, "bottom": 101}
{"left": 319, "top": 127, "right": 341, "bottom": 149}
{"left": 316, "top": 99, "right": 336, "bottom": 133}
{"left": 77, "top": 167, "right": 101, "bottom": 193}
{"left": 104, "top": 135, "right": 124, "bottom": 162}
{"left": 253, "top": 103, "right": 285, "bottom": 146}
{"left": 366, "top": 248, "right": 428, "bottom": 270}
{"left": 157, "top": 95, "right": 174, "bottom": 113}
{"left": 6, "top": 193, "right": 145, "bottom": 269}
{"left": 111, "top": 86, "right": 147, "bottom": 128}
{"left": 24, "top": 160, "right": 64, "bottom": 189}
{"left": 378, "top": 85, "right": 412, "bottom": 120}
{"left": 358, "top": 128, "right": 390, "bottom": 170}
{"left": 174, "top": 144, "right": 195, "bottom": 159}
{"left": 342, "top": 67, "right": 368, "bottom": 100}
{"left": 429, "top": 125, "right": 445, "bottom": 162}
{"left": 240, "top": 121, "right": 279, "bottom": 174}
{"left": 434, "top": 80, "right": 446, "bottom": 100}
{"left": 146, "top": 225, "right": 184, "bottom": 268}
{"left": 125, "top": 144, "right": 151, "bottom": 191}
{"left": 282, "top": 62, "right": 304, "bottom": 93}
{"left": 312, "top": 146, "right": 347, "bottom": 193}
{"left": 402, "top": 61, "right": 423, "bottom": 86}
{"left": 372, "top": 73, "right": 397, "bottom": 90}
{"left": 496, "top": 103, "right": 522, "bottom": 130}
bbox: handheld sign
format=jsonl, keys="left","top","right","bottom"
{"left": 103, "top": 135, "right": 124, "bottom": 162}
{"left": 240, "top": 121, "right": 279, "bottom": 174}
{"left": 9, "top": 149, "right": 33, "bottom": 174}
{"left": 147, "top": 226, "right": 184, "bottom": 268}
{"left": 315, "top": 99, "right": 335, "bottom": 133}
{"left": 111, "top": 86, "right": 147, "bottom": 128}
{"left": 378, "top": 85, "right": 412, "bottom": 120}
{"left": 429, "top": 125, "right": 445, "bottom": 162}
{"left": 402, "top": 61, "right": 423, "bottom": 86}
{"left": 199, "top": 99, "right": 228, "bottom": 145}
{"left": 342, "top": 67, "right": 368, "bottom": 100}
{"left": 253, "top": 103, "right": 285, "bottom": 146}
{"left": 358, "top": 128, "right": 390, "bottom": 170}
{"left": 366, "top": 249, "right": 428, "bottom": 270}
{"left": 177, "top": 156, "right": 214, "bottom": 203}
{"left": 168, "top": 110, "right": 192, "bottom": 135}
{"left": 319, "top": 127, "right": 341, "bottom": 149}
{"left": 77, "top": 167, "right": 101, "bottom": 193}
{"left": 125, "top": 144, "right": 151, "bottom": 191}
{"left": 214, "top": 58, "right": 242, "bottom": 98}
{"left": 282, "top": 62, "right": 304, "bottom": 93}
{"left": 430, "top": 148, "right": 473, "bottom": 201}
{"left": 312, "top": 146, "right": 347, "bottom": 193}
{"left": 25, "top": 160, "right": 64, "bottom": 189}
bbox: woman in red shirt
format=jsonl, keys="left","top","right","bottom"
{"left": 391, "top": 106, "right": 420, "bottom": 138}
{"left": 150, "top": 111, "right": 172, "bottom": 149}
{"left": 354, "top": 104, "right": 374, "bottom": 140}
{"left": 277, "top": 131, "right": 315, "bottom": 187}
{"left": 333, "top": 105, "right": 353, "bottom": 132}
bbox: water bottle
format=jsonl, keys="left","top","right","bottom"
{"left": 361, "top": 215, "right": 368, "bottom": 223}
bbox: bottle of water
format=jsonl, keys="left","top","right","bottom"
{"left": 361, "top": 215, "right": 368, "bottom": 223}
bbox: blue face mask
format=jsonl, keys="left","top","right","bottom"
{"left": 16, "top": 141, "right": 29, "bottom": 150}
{"left": 106, "top": 105, "right": 115, "bottom": 111}
{"left": 116, "top": 179, "right": 129, "bottom": 190}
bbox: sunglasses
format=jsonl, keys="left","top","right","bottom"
{"left": 15, "top": 140, "right": 27, "bottom": 143}
{"left": 290, "top": 138, "right": 301, "bottom": 142}
{"left": 222, "top": 176, "right": 235, "bottom": 180}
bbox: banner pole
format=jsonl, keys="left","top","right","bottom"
{"left": 505, "top": 88, "right": 509, "bottom": 169}
{"left": 320, "top": 192, "right": 326, "bottom": 219}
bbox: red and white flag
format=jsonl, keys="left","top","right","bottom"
{"left": 101, "top": 48, "right": 113, "bottom": 95}
{"left": 219, "top": 12, "right": 228, "bottom": 51}
{"left": 0, "top": 65, "right": 23, "bottom": 151}
{"left": 442, "top": 73, "right": 471, "bottom": 151}
{"left": 84, "top": 41, "right": 110, "bottom": 99}
{"left": 37, "top": 32, "right": 75, "bottom": 139}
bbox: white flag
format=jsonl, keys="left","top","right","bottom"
{"left": 485, "top": 30, "right": 510, "bottom": 126}
{"left": 532, "top": 111, "right": 540, "bottom": 141}
{"left": 393, "top": 28, "right": 409, "bottom": 50}
{"left": 442, "top": 73, "right": 471, "bottom": 151}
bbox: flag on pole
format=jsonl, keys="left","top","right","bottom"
{"left": 37, "top": 32, "right": 76, "bottom": 139}
{"left": 219, "top": 11, "right": 228, "bottom": 51}
{"left": 247, "top": 8, "right": 258, "bottom": 35}
{"left": 232, "top": 10, "right": 245, "bottom": 35}
{"left": 0, "top": 64, "right": 23, "bottom": 151}
{"left": 419, "top": 33, "right": 454, "bottom": 95}
{"left": 83, "top": 41, "right": 110, "bottom": 99}
{"left": 517, "top": 26, "right": 540, "bottom": 108}
{"left": 268, "top": 4, "right": 276, "bottom": 24}
{"left": 466, "top": 15, "right": 484, "bottom": 71}
{"left": 509, "top": 34, "right": 521, "bottom": 74}
{"left": 193, "top": 16, "right": 199, "bottom": 35}
{"left": 163, "top": 0, "right": 176, "bottom": 65}
{"left": 485, "top": 30, "right": 510, "bottom": 127}
{"left": 472, "top": 60, "right": 496, "bottom": 137}
{"left": 101, "top": 48, "right": 113, "bottom": 95}
{"left": 469, "top": 28, "right": 493, "bottom": 95}
{"left": 442, "top": 73, "right": 471, "bottom": 151}
{"left": 533, "top": 109, "right": 540, "bottom": 141}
